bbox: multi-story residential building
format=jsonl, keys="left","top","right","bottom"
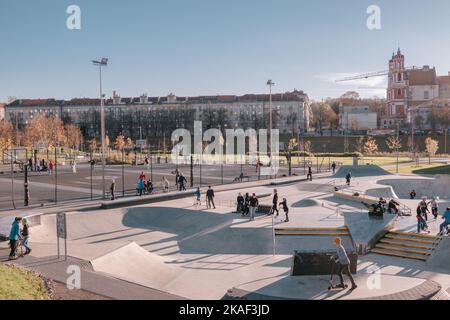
{"left": 339, "top": 106, "right": 378, "bottom": 132}
{"left": 5, "top": 90, "right": 311, "bottom": 143}
{"left": 382, "top": 49, "right": 450, "bottom": 129}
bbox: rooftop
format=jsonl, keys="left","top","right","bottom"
{"left": 6, "top": 90, "right": 309, "bottom": 108}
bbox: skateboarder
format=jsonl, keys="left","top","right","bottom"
{"left": 416, "top": 204, "right": 429, "bottom": 233}
{"left": 345, "top": 172, "right": 352, "bottom": 186}
{"left": 333, "top": 237, "right": 357, "bottom": 291}
{"left": 430, "top": 197, "right": 439, "bottom": 219}
{"left": 419, "top": 198, "right": 430, "bottom": 221}
{"left": 440, "top": 207, "right": 450, "bottom": 234}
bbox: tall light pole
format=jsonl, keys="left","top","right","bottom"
{"left": 267, "top": 80, "right": 275, "bottom": 161}
{"left": 92, "top": 58, "right": 108, "bottom": 199}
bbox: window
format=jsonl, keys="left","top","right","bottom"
{"left": 424, "top": 91, "right": 429, "bottom": 100}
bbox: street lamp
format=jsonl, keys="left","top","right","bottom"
{"left": 92, "top": 58, "right": 108, "bottom": 199}
{"left": 267, "top": 80, "right": 275, "bottom": 162}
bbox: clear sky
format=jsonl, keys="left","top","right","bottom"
{"left": 1, "top": 0, "right": 449, "bottom": 102}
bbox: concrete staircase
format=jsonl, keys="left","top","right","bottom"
{"left": 275, "top": 227, "right": 350, "bottom": 237}
{"left": 371, "top": 231, "right": 438, "bottom": 261}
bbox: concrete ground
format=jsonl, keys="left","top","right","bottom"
{"left": 1, "top": 165, "right": 449, "bottom": 300}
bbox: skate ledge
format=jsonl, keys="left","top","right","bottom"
{"left": 100, "top": 189, "right": 197, "bottom": 209}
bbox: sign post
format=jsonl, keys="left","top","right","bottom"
{"left": 56, "top": 212, "right": 68, "bottom": 260}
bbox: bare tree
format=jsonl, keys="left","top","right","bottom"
{"left": 425, "top": 137, "right": 439, "bottom": 164}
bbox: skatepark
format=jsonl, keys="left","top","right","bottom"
{"left": 1, "top": 164, "right": 450, "bottom": 300}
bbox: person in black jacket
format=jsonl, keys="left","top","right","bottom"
{"left": 242, "top": 193, "right": 250, "bottom": 216}
{"left": 270, "top": 189, "right": 279, "bottom": 216}
{"left": 307, "top": 167, "right": 313, "bottom": 181}
{"left": 21, "top": 218, "right": 31, "bottom": 255}
{"left": 236, "top": 193, "right": 245, "bottom": 213}
{"left": 249, "top": 193, "right": 259, "bottom": 221}
{"left": 206, "top": 186, "right": 216, "bottom": 209}
{"left": 279, "top": 198, "right": 289, "bottom": 222}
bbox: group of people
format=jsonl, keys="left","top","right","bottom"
{"left": 235, "top": 192, "right": 260, "bottom": 221}
{"left": 234, "top": 189, "right": 289, "bottom": 222}
{"left": 415, "top": 196, "right": 450, "bottom": 234}
{"left": 136, "top": 172, "right": 154, "bottom": 197}
{"left": 193, "top": 186, "right": 216, "bottom": 209}
{"left": 27, "top": 158, "right": 54, "bottom": 173}
{"left": 8, "top": 217, "right": 31, "bottom": 260}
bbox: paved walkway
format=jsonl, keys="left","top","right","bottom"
{"left": 0, "top": 247, "right": 185, "bottom": 300}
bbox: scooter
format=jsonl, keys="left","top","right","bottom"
{"left": 327, "top": 256, "right": 348, "bottom": 291}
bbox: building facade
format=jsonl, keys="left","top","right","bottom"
{"left": 5, "top": 90, "right": 311, "bottom": 143}
{"left": 382, "top": 49, "right": 450, "bottom": 129}
{"left": 339, "top": 106, "right": 378, "bottom": 132}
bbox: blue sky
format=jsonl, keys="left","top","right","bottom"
{"left": 1, "top": 0, "right": 450, "bottom": 102}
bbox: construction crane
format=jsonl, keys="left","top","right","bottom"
{"left": 335, "top": 66, "right": 418, "bottom": 82}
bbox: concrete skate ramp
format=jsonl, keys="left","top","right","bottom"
{"left": 344, "top": 212, "right": 396, "bottom": 253}
{"left": 365, "top": 187, "right": 398, "bottom": 199}
{"left": 427, "top": 237, "right": 450, "bottom": 271}
{"left": 122, "top": 207, "right": 274, "bottom": 255}
{"left": 380, "top": 176, "right": 450, "bottom": 200}
{"left": 292, "top": 199, "right": 321, "bottom": 208}
{"left": 335, "top": 165, "right": 391, "bottom": 178}
{"left": 91, "top": 242, "right": 182, "bottom": 289}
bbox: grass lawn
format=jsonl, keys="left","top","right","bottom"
{"left": 0, "top": 264, "right": 50, "bottom": 300}
{"left": 390, "top": 163, "right": 450, "bottom": 175}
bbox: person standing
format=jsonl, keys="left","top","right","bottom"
{"left": 206, "top": 186, "right": 216, "bottom": 209}
{"left": 236, "top": 192, "right": 244, "bottom": 213}
{"left": 279, "top": 198, "right": 289, "bottom": 222}
{"left": 270, "top": 189, "right": 279, "bottom": 216}
{"left": 194, "top": 187, "right": 201, "bottom": 208}
{"left": 175, "top": 171, "right": 180, "bottom": 190}
{"left": 410, "top": 190, "right": 417, "bottom": 200}
{"left": 146, "top": 179, "right": 153, "bottom": 194}
{"left": 28, "top": 158, "right": 33, "bottom": 172}
{"left": 138, "top": 178, "right": 145, "bottom": 196}
{"left": 8, "top": 217, "right": 22, "bottom": 260}
{"left": 110, "top": 179, "right": 116, "bottom": 200}
{"left": 21, "top": 218, "right": 31, "bottom": 255}
{"left": 331, "top": 162, "right": 336, "bottom": 174}
{"left": 416, "top": 204, "right": 429, "bottom": 233}
{"left": 72, "top": 161, "right": 77, "bottom": 173}
{"left": 162, "top": 176, "right": 169, "bottom": 193}
{"left": 333, "top": 237, "right": 357, "bottom": 291}
{"left": 440, "top": 207, "right": 450, "bottom": 234}
{"left": 307, "top": 166, "right": 313, "bottom": 181}
{"left": 249, "top": 193, "right": 259, "bottom": 221}
{"left": 419, "top": 198, "right": 430, "bottom": 221}
{"left": 242, "top": 193, "right": 250, "bottom": 216}
{"left": 48, "top": 161, "right": 54, "bottom": 175}
{"left": 345, "top": 172, "right": 352, "bottom": 186}
{"left": 430, "top": 197, "right": 439, "bottom": 219}
{"left": 178, "top": 173, "right": 187, "bottom": 191}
